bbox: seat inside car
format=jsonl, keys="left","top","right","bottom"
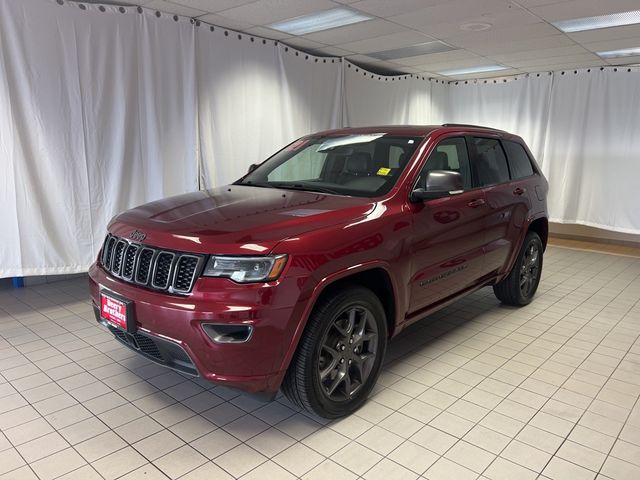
{"left": 338, "top": 151, "right": 373, "bottom": 184}
{"left": 428, "top": 151, "right": 451, "bottom": 170}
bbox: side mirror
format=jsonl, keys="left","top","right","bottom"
{"left": 247, "top": 163, "right": 259, "bottom": 174}
{"left": 411, "top": 170, "right": 464, "bottom": 202}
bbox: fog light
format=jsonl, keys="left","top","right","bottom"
{"left": 202, "top": 323, "right": 253, "bottom": 344}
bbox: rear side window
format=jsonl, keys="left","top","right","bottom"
{"left": 471, "top": 137, "right": 510, "bottom": 187}
{"left": 503, "top": 140, "right": 535, "bottom": 179}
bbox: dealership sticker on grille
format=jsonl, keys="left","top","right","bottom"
{"left": 101, "top": 294, "right": 128, "bottom": 330}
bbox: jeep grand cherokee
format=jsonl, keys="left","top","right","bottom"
{"left": 89, "top": 124, "right": 548, "bottom": 418}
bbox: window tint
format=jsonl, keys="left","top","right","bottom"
{"left": 419, "top": 137, "right": 472, "bottom": 190}
{"left": 503, "top": 140, "right": 535, "bottom": 179}
{"left": 471, "top": 137, "right": 510, "bottom": 186}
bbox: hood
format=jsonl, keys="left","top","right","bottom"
{"left": 109, "top": 186, "right": 375, "bottom": 255}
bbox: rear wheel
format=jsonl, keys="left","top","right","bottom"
{"left": 282, "top": 286, "right": 387, "bottom": 418}
{"left": 493, "top": 231, "right": 543, "bottom": 306}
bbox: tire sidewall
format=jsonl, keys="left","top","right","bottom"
{"left": 516, "top": 233, "right": 543, "bottom": 304}
{"left": 306, "top": 289, "right": 387, "bottom": 418}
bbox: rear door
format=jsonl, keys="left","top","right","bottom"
{"left": 407, "top": 136, "right": 490, "bottom": 313}
{"left": 469, "top": 136, "right": 532, "bottom": 275}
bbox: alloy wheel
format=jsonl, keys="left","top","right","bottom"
{"left": 520, "top": 242, "right": 540, "bottom": 297}
{"left": 317, "top": 305, "right": 378, "bottom": 401}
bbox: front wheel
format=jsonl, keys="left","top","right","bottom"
{"left": 493, "top": 231, "right": 543, "bottom": 306}
{"left": 282, "top": 286, "right": 387, "bottom": 418}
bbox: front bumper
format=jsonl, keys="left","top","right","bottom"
{"left": 88, "top": 262, "right": 307, "bottom": 395}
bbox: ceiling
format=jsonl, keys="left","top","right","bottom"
{"left": 113, "top": 0, "right": 640, "bottom": 80}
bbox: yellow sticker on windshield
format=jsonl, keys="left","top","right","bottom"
{"left": 377, "top": 167, "right": 391, "bottom": 176}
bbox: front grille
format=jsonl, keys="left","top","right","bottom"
{"left": 100, "top": 234, "right": 203, "bottom": 294}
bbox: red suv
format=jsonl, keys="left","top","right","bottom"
{"left": 89, "top": 124, "right": 548, "bottom": 418}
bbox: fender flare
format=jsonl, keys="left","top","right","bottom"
{"left": 274, "top": 260, "right": 401, "bottom": 377}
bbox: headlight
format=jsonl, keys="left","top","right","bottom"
{"left": 202, "top": 255, "right": 288, "bottom": 283}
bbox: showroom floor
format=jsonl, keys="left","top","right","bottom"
{"left": 1, "top": 247, "right": 639, "bottom": 480}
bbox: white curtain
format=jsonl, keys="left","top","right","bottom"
{"left": 445, "top": 74, "right": 553, "bottom": 163}
{"left": 343, "top": 61, "right": 446, "bottom": 126}
{"left": 196, "top": 30, "right": 342, "bottom": 187}
{"left": 0, "top": 0, "right": 197, "bottom": 277}
{"left": 542, "top": 69, "right": 640, "bottom": 234}
{"left": 445, "top": 69, "right": 640, "bottom": 234}
{"left": 1, "top": 0, "right": 639, "bottom": 278}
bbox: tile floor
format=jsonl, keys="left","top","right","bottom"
{"left": 1, "top": 246, "right": 639, "bottom": 480}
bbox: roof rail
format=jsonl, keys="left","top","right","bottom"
{"left": 441, "top": 123, "right": 504, "bottom": 131}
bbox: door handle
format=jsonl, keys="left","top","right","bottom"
{"left": 513, "top": 187, "right": 526, "bottom": 196}
{"left": 467, "top": 199, "right": 486, "bottom": 208}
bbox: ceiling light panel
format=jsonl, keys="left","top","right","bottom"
{"left": 552, "top": 10, "right": 640, "bottom": 33}
{"left": 597, "top": 46, "right": 640, "bottom": 58}
{"left": 367, "top": 41, "right": 456, "bottom": 60}
{"left": 436, "top": 64, "right": 508, "bottom": 76}
{"left": 268, "top": 8, "right": 373, "bottom": 36}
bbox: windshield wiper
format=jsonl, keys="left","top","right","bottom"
{"left": 269, "top": 182, "right": 339, "bottom": 195}
{"left": 235, "top": 181, "right": 274, "bottom": 189}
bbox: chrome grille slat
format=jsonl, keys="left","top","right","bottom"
{"left": 99, "top": 234, "right": 201, "bottom": 294}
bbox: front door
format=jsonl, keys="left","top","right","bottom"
{"left": 407, "top": 136, "right": 490, "bottom": 314}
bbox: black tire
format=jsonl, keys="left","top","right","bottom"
{"left": 493, "top": 231, "right": 543, "bottom": 306}
{"left": 282, "top": 286, "right": 387, "bottom": 418}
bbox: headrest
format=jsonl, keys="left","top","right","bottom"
{"left": 346, "top": 152, "right": 372, "bottom": 175}
{"left": 429, "top": 151, "right": 450, "bottom": 170}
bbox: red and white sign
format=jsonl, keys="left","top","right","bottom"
{"left": 100, "top": 294, "right": 127, "bottom": 330}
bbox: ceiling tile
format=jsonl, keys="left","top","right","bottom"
{"left": 582, "top": 37, "right": 640, "bottom": 52}
{"left": 390, "top": 0, "right": 517, "bottom": 30}
{"left": 349, "top": 0, "right": 450, "bottom": 18}
{"left": 443, "top": 22, "right": 556, "bottom": 48}
{"left": 393, "top": 49, "right": 480, "bottom": 66}
{"left": 488, "top": 44, "right": 590, "bottom": 63}
{"left": 336, "top": 30, "right": 435, "bottom": 53}
{"left": 470, "top": 34, "right": 575, "bottom": 55}
{"left": 512, "top": 0, "right": 571, "bottom": 6}
{"left": 529, "top": 0, "right": 640, "bottom": 22}
{"left": 447, "top": 67, "right": 522, "bottom": 79}
{"left": 413, "top": 58, "right": 499, "bottom": 71}
{"left": 168, "top": 0, "right": 256, "bottom": 13}
{"left": 505, "top": 52, "right": 600, "bottom": 67}
{"left": 606, "top": 54, "right": 640, "bottom": 64}
{"left": 197, "top": 13, "right": 254, "bottom": 30}
{"left": 243, "top": 26, "right": 293, "bottom": 40}
{"left": 421, "top": 9, "right": 543, "bottom": 39}
{"left": 282, "top": 37, "right": 329, "bottom": 51}
{"left": 302, "top": 19, "right": 404, "bottom": 45}
{"left": 216, "top": 0, "right": 337, "bottom": 25}
{"left": 146, "top": 0, "right": 206, "bottom": 16}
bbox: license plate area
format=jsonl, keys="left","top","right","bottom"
{"left": 100, "top": 290, "right": 136, "bottom": 333}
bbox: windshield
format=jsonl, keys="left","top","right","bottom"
{"left": 236, "top": 134, "right": 424, "bottom": 198}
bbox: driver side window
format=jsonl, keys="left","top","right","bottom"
{"left": 418, "top": 137, "right": 472, "bottom": 190}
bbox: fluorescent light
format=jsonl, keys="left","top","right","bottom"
{"left": 268, "top": 8, "right": 372, "bottom": 35}
{"left": 597, "top": 47, "right": 640, "bottom": 58}
{"left": 367, "top": 41, "right": 455, "bottom": 61}
{"left": 552, "top": 10, "right": 640, "bottom": 33}
{"left": 436, "top": 65, "right": 508, "bottom": 76}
